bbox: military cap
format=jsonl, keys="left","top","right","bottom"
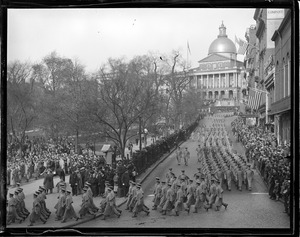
{"left": 85, "top": 182, "right": 91, "bottom": 186}
{"left": 16, "top": 182, "right": 21, "bottom": 186}
{"left": 107, "top": 187, "right": 112, "bottom": 191}
{"left": 161, "top": 180, "right": 166, "bottom": 183}
{"left": 169, "top": 168, "right": 172, "bottom": 171}
{"left": 196, "top": 181, "right": 201, "bottom": 184}
{"left": 33, "top": 192, "right": 38, "bottom": 197}
{"left": 9, "top": 193, "right": 14, "bottom": 197}
{"left": 167, "top": 183, "right": 172, "bottom": 186}
{"left": 156, "top": 177, "right": 160, "bottom": 180}
{"left": 61, "top": 188, "right": 66, "bottom": 192}
{"left": 83, "top": 188, "right": 87, "bottom": 192}
{"left": 189, "top": 179, "right": 193, "bottom": 182}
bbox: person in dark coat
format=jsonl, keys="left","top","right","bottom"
{"left": 59, "top": 168, "right": 65, "bottom": 182}
{"left": 69, "top": 172, "right": 78, "bottom": 196}
{"left": 121, "top": 170, "right": 130, "bottom": 197}
{"left": 43, "top": 171, "right": 53, "bottom": 194}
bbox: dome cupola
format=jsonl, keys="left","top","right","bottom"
{"left": 208, "top": 22, "right": 237, "bottom": 56}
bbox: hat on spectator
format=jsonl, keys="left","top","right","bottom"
{"left": 85, "top": 182, "right": 91, "bottom": 186}
{"left": 80, "top": 167, "right": 85, "bottom": 171}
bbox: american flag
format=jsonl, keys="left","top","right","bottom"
{"left": 235, "top": 36, "right": 248, "bottom": 55}
{"left": 248, "top": 88, "right": 262, "bottom": 111}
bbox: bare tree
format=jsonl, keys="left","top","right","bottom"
{"left": 7, "top": 60, "right": 37, "bottom": 159}
{"left": 85, "top": 56, "right": 159, "bottom": 157}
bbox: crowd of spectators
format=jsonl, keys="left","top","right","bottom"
{"left": 7, "top": 116, "right": 201, "bottom": 200}
{"left": 231, "top": 117, "right": 291, "bottom": 215}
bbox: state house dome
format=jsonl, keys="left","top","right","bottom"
{"left": 208, "top": 22, "right": 237, "bottom": 55}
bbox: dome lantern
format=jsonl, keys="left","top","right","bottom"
{"left": 218, "top": 21, "right": 227, "bottom": 37}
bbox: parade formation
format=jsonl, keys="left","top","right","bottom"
{"left": 6, "top": 113, "right": 291, "bottom": 227}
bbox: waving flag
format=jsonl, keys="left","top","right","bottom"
{"left": 248, "top": 88, "right": 262, "bottom": 111}
{"left": 235, "top": 36, "right": 248, "bottom": 55}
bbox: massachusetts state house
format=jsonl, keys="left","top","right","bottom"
{"left": 189, "top": 23, "right": 246, "bottom": 110}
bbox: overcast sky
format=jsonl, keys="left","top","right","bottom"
{"left": 8, "top": 8, "right": 256, "bottom": 73}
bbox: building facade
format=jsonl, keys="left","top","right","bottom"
{"left": 271, "top": 9, "right": 291, "bottom": 145}
{"left": 189, "top": 23, "right": 245, "bottom": 111}
{"left": 253, "top": 8, "right": 285, "bottom": 126}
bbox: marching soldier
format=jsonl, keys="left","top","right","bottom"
{"left": 175, "top": 146, "right": 182, "bottom": 165}
{"left": 173, "top": 184, "right": 184, "bottom": 216}
{"left": 237, "top": 166, "right": 244, "bottom": 191}
{"left": 54, "top": 188, "right": 66, "bottom": 221}
{"left": 158, "top": 181, "right": 167, "bottom": 212}
{"left": 196, "top": 145, "right": 202, "bottom": 163}
{"left": 61, "top": 190, "right": 79, "bottom": 223}
{"left": 224, "top": 167, "right": 233, "bottom": 191}
{"left": 85, "top": 182, "right": 99, "bottom": 212}
{"left": 102, "top": 186, "right": 122, "bottom": 220}
{"left": 206, "top": 178, "right": 217, "bottom": 211}
{"left": 183, "top": 147, "right": 190, "bottom": 166}
{"left": 185, "top": 179, "right": 195, "bottom": 214}
{"left": 245, "top": 164, "right": 254, "bottom": 191}
{"left": 100, "top": 181, "right": 110, "bottom": 212}
{"left": 152, "top": 179, "right": 162, "bottom": 210}
{"left": 38, "top": 187, "right": 51, "bottom": 218}
{"left": 132, "top": 184, "right": 150, "bottom": 217}
{"left": 193, "top": 181, "right": 202, "bottom": 213}
{"left": 7, "top": 193, "right": 23, "bottom": 224}
{"left": 14, "top": 190, "right": 27, "bottom": 220}
{"left": 165, "top": 168, "right": 173, "bottom": 183}
{"left": 17, "top": 188, "right": 30, "bottom": 217}
{"left": 28, "top": 192, "right": 47, "bottom": 226}
{"left": 215, "top": 179, "right": 228, "bottom": 211}
{"left": 162, "top": 183, "right": 175, "bottom": 215}
{"left": 178, "top": 170, "right": 189, "bottom": 185}
{"left": 125, "top": 181, "right": 135, "bottom": 210}
{"left": 79, "top": 187, "right": 97, "bottom": 219}
{"left": 128, "top": 182, "right": 138, "bottom": 212}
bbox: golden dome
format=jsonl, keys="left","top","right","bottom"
{"left": 208, "top": 22, "right": 236, "bottom": 55}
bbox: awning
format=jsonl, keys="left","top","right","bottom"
{"left": 101, "top": 144, "right": 112, "bottom": 152}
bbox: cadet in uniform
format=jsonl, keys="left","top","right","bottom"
{"left": 162, "top": 183, "right": 175, "bottom": 215}
{"left": 28, "top": 192, "right": 47, "bottom": 226}
{"left": 152, "top": 178, "right": 162, "bottom": 210}
{"left": 185, "top": 179, "right": 195, "bottom": 214}
{"left": 132, "top": 184, "right": 150, "bottom": 217}
{"left": 61, "top": 190, "right": 79, "bottom": 223}
{"left": 79, "top": 187, "right": 97, "bottom": 219}
{"left": 215, "top": 179, "right": 228, "bottom": 211}
{"left": 102, "top": 186, "right": 122, "bottom": 220}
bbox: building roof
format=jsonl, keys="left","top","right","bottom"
{"left": 208, "top": 22, "right": 236, "bottom": 55}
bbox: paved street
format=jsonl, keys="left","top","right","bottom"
{"left": 7, "top": 116, "right": 290, "bottom": 229}
{"left": 75, "top": 116, "right": 290, "bottom": 228}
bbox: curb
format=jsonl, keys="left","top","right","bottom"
{"left": 66, "top": 141, "right": 186, "bottom": 228}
